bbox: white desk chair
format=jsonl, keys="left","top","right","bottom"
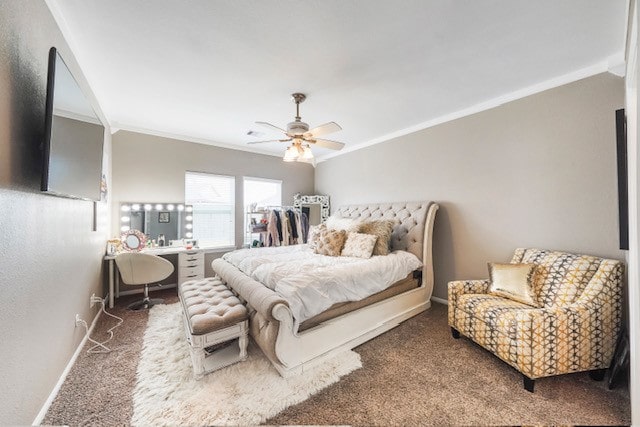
{"left": 115, "top": 253, "right": 174, "bottom": 310}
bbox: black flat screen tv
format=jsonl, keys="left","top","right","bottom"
{"left": 616, "top": 108, "right": 628, "bottom": 250}
{"left": 41, "top": 47, "right": 104, "bottom": 201}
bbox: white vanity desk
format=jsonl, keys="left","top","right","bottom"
{"left": 104, "top": 246, "right": 227, "bottom": 308}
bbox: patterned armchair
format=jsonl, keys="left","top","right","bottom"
{"left": 448, "top": 248, "right": 624, "bottom": 392}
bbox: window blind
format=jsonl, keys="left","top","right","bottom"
{"left": 185, "top": 172, "right": 235, "bottom": 247}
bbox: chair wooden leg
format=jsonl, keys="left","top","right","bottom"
{"left": 523, "top": 375, "right": 535, "bottom": 392}
{"left": 589, "top": 369, "right": 606, "bottom": 381}
{"left": 451, "top": 327, "right": 460, "bottom": 339}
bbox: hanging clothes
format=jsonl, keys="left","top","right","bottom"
{"left": 274, "top": 210, "right": 283, "bottom": 244}
{"left": 286, "top": 209, "right": 298, "bottom": 244}
{"left": 263, "top": 207, "right": 304, "bottom": 247}
{"left": 300, "top": 212, "right": 309, "bottom": 243}
{"left": 294, "top": 211, "right": 304, "bottom": 245}
{"left": 281, "top": 213, "right": 290, "bottom": 246}
{"left": 267, "top": 210, "right": 280, "bottom": 247}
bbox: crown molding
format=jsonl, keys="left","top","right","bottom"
{"left": 317, "top": 60, "right": 617, "bottom": 162}
{"left": 111, "top": 122, "right": 283, "bottom": 158}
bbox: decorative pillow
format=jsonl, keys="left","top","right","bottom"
{"left": 357, "top": 219, "right": 395, "bottom": 256}
{"left": 488, "top": 263, "right": 539, "bottom": 307}
{"left": 341, "top": 232, "right": 378, "bottom": 258}
{"left": 325, "top": 215, "right": 360, "bottom": 232}
{"left": 307, "top": 223, "right": 327, "bottom": 249}
{"left": 314, "top": 228, "right": 347, "bottom": 257}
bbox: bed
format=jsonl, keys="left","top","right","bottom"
{"left": 211, "top": 201, "right": 439, "bottom": 376}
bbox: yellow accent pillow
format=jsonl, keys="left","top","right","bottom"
{"left": 488, "top": 263, "right": 539, "bottom": 307}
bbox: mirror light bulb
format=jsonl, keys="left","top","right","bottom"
{"left": 155, "top": 204, "right": 163, "bottom": 210}
{"left": 120, "top": 225, "right": 130, "bottom": 232}
{"left": 185, "top": 232, "right": 193, "bottom": 238}
{"left": 186, "top": 206, "right": 193, "bottom": 212}
{"left": 144, "top": 204, "right": 152, "bottom": 211}
{"left": 167, "top": 204, "right": 174, "bottom": 211}
{"left": 177, "top": 205, "right": 185, "bottom": 211}
{"left": 131, "top": 204, "right": 140, "bottom": 210}
{"left": 121, "top": 205, "right": 130, "bottom": 212}
{"left": 185, "top": 224, "right": 193, "bottom": 230}
{"left": 186, "top": 215, "right": 193, "bottom": 221}
{"left": 121, "top": 216, "right": 130, "bottom": 222}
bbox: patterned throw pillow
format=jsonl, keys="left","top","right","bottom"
{"left": 516, "top": 248, "right": 601, "bottom": 307}
{"left": 307, "top": 223, "right": 327, "bottom": 249}
{"left": 341, "top": 232, "right": 378, "bottom": 258}
{"left": 313, "top": 228, "right": 347, "bottom": 257}
{"left": 357, "top": 219, "right": 395, "bottom": 256}
{"left": 488, "top": 262, "right": 539, "bottom": 307}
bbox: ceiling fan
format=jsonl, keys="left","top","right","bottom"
{"left": 248, "top": 93, "right": 345, "bottom": 164}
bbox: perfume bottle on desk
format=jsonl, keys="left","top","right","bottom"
{"left": 157, "top": 234, "right": 165, "bottom": 247}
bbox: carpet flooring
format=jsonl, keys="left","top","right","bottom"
{"left": 44, "top": 289, "right": 630, "bottom": 426}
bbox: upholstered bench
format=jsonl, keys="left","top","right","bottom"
{"left": 179, "top": 277, "right": 249, "bottom": 379}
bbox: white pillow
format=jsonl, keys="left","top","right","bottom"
{"left": 325, "top": 216, "right": 360, "bottom": 232}
{"left": 341, "top": 232, "right": 377, "bottom": 258}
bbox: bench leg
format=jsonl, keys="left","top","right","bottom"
{"left": 451, "top": 327, "right": 460, "bottom": 339}
{"left": 190, "top": 346, "right": 206, "bottom": 380}
{"left": 238, "top": 322, "right": 249, "bottom": 360}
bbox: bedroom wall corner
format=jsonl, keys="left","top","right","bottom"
{"left": 0, "top": 1, "right": 111, "bottom": 424}
{"left": 314, "top": 73, "right": 625, "bottom": 301}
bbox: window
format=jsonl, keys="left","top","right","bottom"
{"left": 185, "top": 172, "right": 235, "bottom": 248}
{"left": 243, "top": 177, "right": 282, "bottom": 244}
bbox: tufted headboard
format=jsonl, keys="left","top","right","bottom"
{"left": 334, "top": 201, "right": 437, "bottom": 267}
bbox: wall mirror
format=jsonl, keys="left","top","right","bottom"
{"left": 293, "top": 194, "right": 330, "bottom": 225}
{"left": 120, "top": 203, "right": 193, "bottom": 244}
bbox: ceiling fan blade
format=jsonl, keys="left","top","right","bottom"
{"left": 255, "top": 121, "right": 287, "bottom": 135}
{"left": 305, "top": 122, "right": 342, "bottom": 138}
{"left": 309, "top": 138, "right": 345, "bottom": 151}
{"left": 247, "top": 138, "right": 291, "bottom": 145}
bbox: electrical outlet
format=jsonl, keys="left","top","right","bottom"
{"left": 75, "top": 314, "right": 82, "bottom": 327}
{"left": 90, "top": 293, "right": 96, "bottom": 308}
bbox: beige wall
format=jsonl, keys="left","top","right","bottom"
{"left": 0, "top": 1, "right": 111, "bottom": 424}
{"left": 111, "top": 131, "right": 315, "bottom": 272}
{"left": 316, "top": 73, "right": 625, "bottom": 300}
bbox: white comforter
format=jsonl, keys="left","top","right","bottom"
{"left": 222, "top": 245, "right": 422, "bottom": 328}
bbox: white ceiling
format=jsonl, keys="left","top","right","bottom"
{"left": 49, "top": 0, "right": 627, "bottom": 160}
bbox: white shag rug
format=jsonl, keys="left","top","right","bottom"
{"left": 131, "top": 303, "right": 362, "bottom": 426}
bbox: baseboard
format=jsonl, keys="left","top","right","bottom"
{"left": 431, "top": 296, "right": 448, "bottom": 305}
{"left": 32, "top": 309, "right": 103, "bottom": 425}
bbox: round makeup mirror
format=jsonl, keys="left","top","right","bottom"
{"left": 121, "top": 229, "right": 146, "bottom": 251}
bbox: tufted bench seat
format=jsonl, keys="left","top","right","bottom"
{"left": 179, "top": 277, "right": 249, "bottom": 379}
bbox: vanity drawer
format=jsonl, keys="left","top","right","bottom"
{"left": 179, "top": 272, "right": 204, "bottom": 284}
{"left": 178, "top": 251, "right": 205, "bottom": 285}
{"left": 178, "top": 267, "right": 205, "bottom": 285}
{"left": 180, "top": 260, "right": 204, "bottom": 270}
{"left": 179, "top": 251, "right": 204, "bottom": 264}
{"left": 179, "top": 265, "right": 204, "bottom": 278}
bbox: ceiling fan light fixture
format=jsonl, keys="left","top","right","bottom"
{"left": 301, "top": 144, "right": 314, "bottom": 160}
{"left": 250, "top": 93, "right": 345, "bottom": 163}
{"left": 283, "top": 145, "right": 299, "bottom": 162}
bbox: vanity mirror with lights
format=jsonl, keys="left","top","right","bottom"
{"left": 120, "top": 202, "right": 194, "bottom": 245}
